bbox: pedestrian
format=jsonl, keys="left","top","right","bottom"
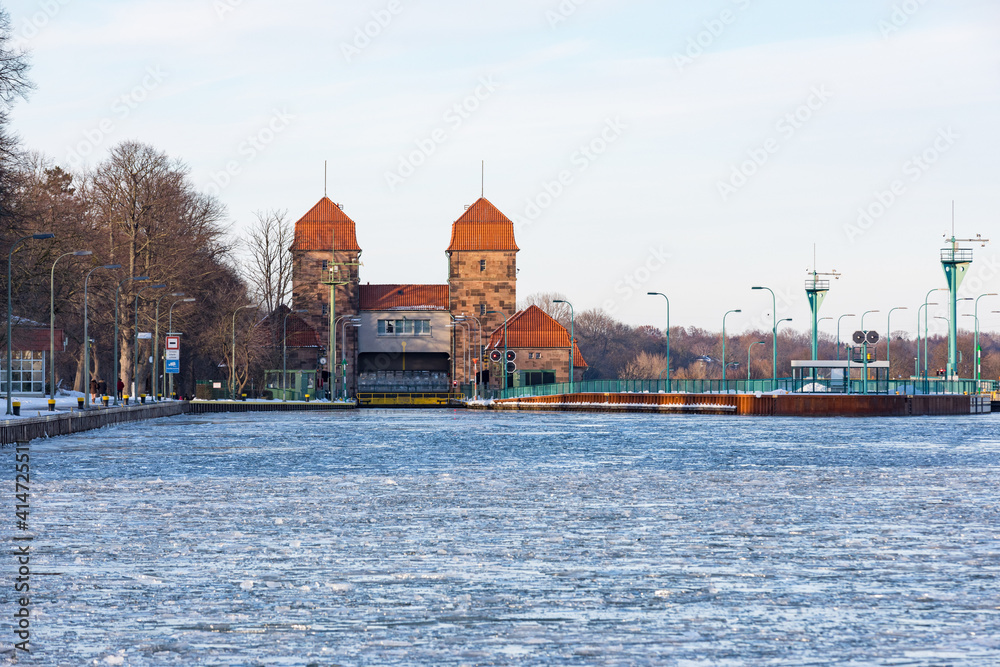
{"left": 89, "top": 378, "right": 98, "bottom": 401}
{"left": 98, "top": 378, "right": 107, "bottom": 398}
{"left": 116, "top": 379, "right": 124, "bottom": 400}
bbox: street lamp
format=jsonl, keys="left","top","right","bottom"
{"left": 113, "top": 276, "right": 148, "bottom": 405}
{"left": 282, "top": 309, "right": 309, "bottom": 402}
{"left": 972, "top": 293, "right": 997, "bottom": 383}
{"left": 647, "top": 292, "right": 670, "bottom": 392}
{"left": 231, "top": 305, "right": 256, "bottom": 399}
{"left": 340, "top": 316, "right": 361, "bottom": 401}
{"left": 50, "top": 250, "right": 92, "bottom": 399}
{"left": 82, "top": 264, "right": 120, "bottom": 408}
{"left": 916, "top": 302, "right": 939, "bottom": 382}
{"left": 922, "top": 288, "right": 948, "bottom": 380}
{"left": 748, "top": 341, "right": 765, "bottom": 381}
{"left": 776, "top": 318, "right": 792, "bottom": 386}
{"left": 152, "top": 292, "right": 185, "bottom": 401}
{"left": 861, "top": 309, "right": 880, "bottom": 332}
{"left": 885, "top": 307, "right": 908, "bottom": 371}
{"left": 166, "top": 298, "right": 195, "bottom": 398}
{"left": 836, "top": 313, "right": 856, "bottom": 361}
{"left": 553, "top": 299, "right": 575, "bottom": 389}
{"left": 722, "top": 309, "right": 741, "bottom": 392}
{"left": 133, "top": 284, "right": 166, "bottom": 398}
{"left": 751, "top": 286, "right": 777, "bottom": 390}
{"left": 6, "top": 233, "right": 55, "bottom": 415}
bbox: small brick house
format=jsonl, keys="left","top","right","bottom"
{"left": 484, "top": 305, "right": 587, "bottom": 389}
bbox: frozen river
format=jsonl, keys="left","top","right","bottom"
{"left": 5, "top": 410, "right": 1000, "bottom": 665}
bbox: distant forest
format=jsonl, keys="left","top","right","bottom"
{"left": 520, "top": 293, "right": 999, "bottom": 382}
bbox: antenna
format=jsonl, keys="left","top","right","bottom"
{"left": 324, "top": 160, "right": 328, "bottom": 198}
{"left": 481, "top": 160, "right": 484, "bottom": 199}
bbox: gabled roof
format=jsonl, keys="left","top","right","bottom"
{"left": 290, "top": 197, "right": 362, "bottom": 252}
{"left": 359, "top": 284, "right": 449, "bottom": 311}
{"left": 446, "top": 197, "right": 519, "bottom": 252}
{"left": 258, "top": 307, "right": 321, "bottom": 348}
{"left": 486, "top": 305, "right": 587, "bottom": 366}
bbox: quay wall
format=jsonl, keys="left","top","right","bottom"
{"left": 488, "top": 393, "right": 992, "bottom": 417}
{"left": 0, "top": 402, "right": 187, "bottom": 445}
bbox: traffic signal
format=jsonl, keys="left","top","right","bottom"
{"left": 506, "top": 350, "right": 516, "bottom": 362}
{"left": 506, "top": 360, "right": 516, "bottom": 374}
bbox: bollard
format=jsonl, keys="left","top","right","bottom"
{"left": 12, "top": 401, "right": 20, "bottom": 416}
{"left": 157, "top": 394, "right": 162, "bottom": 402}
{"left": 305, "top": 393, "right": 310, "bottom": 402}
{"left": 102, "top": 396, "right": 109, "bottom": 407}
{"left": 241, "top": 393, "right": 247, "bottom": 402}
{"left": 77, "top": 397, "right": 84, "bottom": 410}
{"left": 140, "top": 394, "right": 146, "bottom": 404}
{"left": 124, "top": 395, "right": 130, "bottom": 406}
{"left": 48, "top": 399, "right": 55, "bottom": 412}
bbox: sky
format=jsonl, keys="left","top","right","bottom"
{"left": 6, "top": 0, "right": 1000, "bottom": 338}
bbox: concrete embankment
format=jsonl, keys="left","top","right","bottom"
{"left": 187, "top": 401, "right": 357, "bottom": 414}
{"left": 0, "top": 401, "right": 188, "bottom": 445}
{"left": 486, "top": 393, "right": 993, "bottom": 417}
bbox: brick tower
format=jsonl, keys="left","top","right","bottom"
{"left": 446, "top": 198, "right": 518, "bottom": 385}
{"left": 290, "top": 197, "right": 362, "bottom": 395}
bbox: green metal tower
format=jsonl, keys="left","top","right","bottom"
{"left": 940, "top": 231, "right": 987, "bottom": 378}
{"left": 805, "top": 253, "right": 840, "bottom": 361}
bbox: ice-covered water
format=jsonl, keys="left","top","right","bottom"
{"left": 5, "top": 410, "right": 1000, "bottom": 665}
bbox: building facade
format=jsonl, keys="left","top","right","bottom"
{"left": 286, "top": 194, "right": 578, "bottom": 396}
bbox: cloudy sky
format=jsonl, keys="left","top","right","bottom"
{"left": 7, "top": 0, "right": 1000, "bottom": 336}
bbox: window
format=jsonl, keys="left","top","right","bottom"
{"left": 322, "top": 304, "right": 328, "bottom": 316}
{"left": 479, "top": 259, "right": 486, "bottom": 272}
{"left": 321, "top": 259, "right": 328, "bottom": 271}
{"left": 479, "top": 303, "right": 486, "bottom": 316}
{"left": 528, "top": 352, "right": 534, "bottom": 359}
{"left": 536, "top": 352, "right": 542, "bottom": 359}
{"left": 0, "top": 350, "right": 45, "bottom": 394}
{"left": 377, "top": 319, "right": 432, "bottom": 336}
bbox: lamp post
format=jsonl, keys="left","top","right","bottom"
{"left": 231, "top": 305, "right": 255, "bottom": 399}
{"left": 751, "top": 286, "right": 777, "bottom": 390}
{"left": 133, "top": 283, "right": 165, "bottom": 398}
{"left": 282, "top": 309, "right": 309, "bottom": 402}
{"left": 6, "top": 233, "right": 55, "bottom": 415}
{"left": 972, "top": 293, "right": 997, "bottom": 383}
{"left": 861, "top": 310, "right": 880, "bottom": 332}
{"left": 836, "top": 313, "right": 856, "bottom": 361}
{"left": 647, "top": 292, "right": 670, "bottom": 393}
{"left": 885, "top": 307, "right": 908, "bottom": 374}
{"left": 82, "top": 264, "right": 120, "bottom": 409}
{"left": 50, "top": 250, "right": 92, "bottom": 399}
{"left": 153, "top": 292, "right": 184, "bottom": 401}
{"left": 923, "top": 288, "right": 947, "bottom": 380}
{"left": 167, "top": 298, "right": 195, "bottom": 398}
{"left": 722, "top": 309, "right": 741, "bottom": 392}
{"left": 553, "top": 299, "right": 575, "bottom": 389}
{"left": 455, "top": 314, "right": 483, "bottom": 399}
{"left": 916, "top": 302, "right": 938, "bottom": 385}
{"left": 113, "top": 276, "right": 148, "bottom": 405}
{"left": 748, "top": 341, "right": 765, "bottom": 381}
{"left": 340, "top": 316, "right": 360, "bottom": 401}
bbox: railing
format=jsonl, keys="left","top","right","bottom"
{"left": 500, "top": 377, "right": 986, "bottom": 399}
{"left": 941, "top": 248, "right": 974, "bottom": 263}
{"left": 804, "top": 279, "right": 830, "bottom": 291}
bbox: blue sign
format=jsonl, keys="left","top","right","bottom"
{"left": 165, "top": 359, "right": 180, "bottom": 374}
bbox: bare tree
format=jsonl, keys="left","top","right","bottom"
{"left": 518, "top": 292, "right": 571, "bottom": 325}
{"left": 243, "top": 209, "right": 292, "bottom": 314}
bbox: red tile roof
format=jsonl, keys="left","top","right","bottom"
{"left": 486, "top": 306, "right": 587, "bottom": 366}
{"left": 290, "top": 197, "right": 362, "bottom": 252}
{"left": 446, "top": 197, "right": 519, "bottom": 252}
{"left": 359, "top": 284, "right": 450, "bottom": 311}
{"left": 284, "top": 315, "right": 321, "bottom": 348}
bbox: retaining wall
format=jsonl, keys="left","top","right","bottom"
{"left": 0, "top": 402, "right": 187, "bottom": 445}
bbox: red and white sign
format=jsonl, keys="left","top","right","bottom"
{"left": 166, "top": 336, "right": 180, "bottom": 350}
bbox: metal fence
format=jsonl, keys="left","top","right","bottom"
{"left": 499, "top": 378, "right": 994, "bottom": 400}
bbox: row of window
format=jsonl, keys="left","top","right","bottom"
{"left": 377, "top": 319, "right": 432, "bottom": 336}
{"left": 1, "top": 351, "right": 46, "bottom": 394}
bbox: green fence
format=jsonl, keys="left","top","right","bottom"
{"left": 499, "top": 378, "right": 993, "bottom": 400}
